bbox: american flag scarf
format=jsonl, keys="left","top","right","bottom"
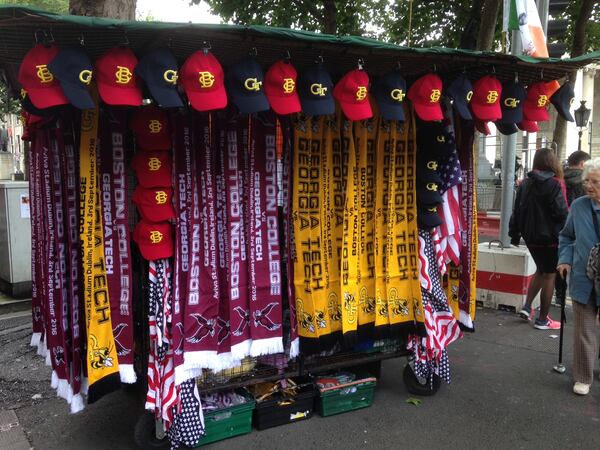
{"left": 167, "top": 379, "right": 205, "bottom": 450}
{"left": 146, "top": 259, "right": 177, "bottom": 425}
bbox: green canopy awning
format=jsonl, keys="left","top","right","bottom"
{"left": 1, "top": 5, "right": 598, "bottom": 95}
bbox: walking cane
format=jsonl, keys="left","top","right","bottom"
{"left": 553, "top": 274, "right": 567, "bottom": 374}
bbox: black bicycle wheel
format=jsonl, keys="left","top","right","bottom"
{"left": 134, "top": 412, "right": 169, "bottom": 450}
{"left": 403, "top": 364, "right": 441, "bottom": 396}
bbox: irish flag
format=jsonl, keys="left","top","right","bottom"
{"left": 504, "top": 0, "right": 548, "bottom": 57}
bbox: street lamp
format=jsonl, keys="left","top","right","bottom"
{"left": 574, "top": 100, "right": 591, "bottom": 152}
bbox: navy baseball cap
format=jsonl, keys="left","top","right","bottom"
{"left": 417, "top": 122, "right": 455, "bottom": 157}
{"left": 297, "top": 64, "right": 335, "bottom": 116}
{"left": 417, "top": 181, "right": 443, "bottom": 205}
{"left": 499, "top": 81, "right": 526, "bottom": 124}
{"left": 446, "top": 74, "right": 473, "bottom": 121}
{"left": 226, "top": 57, "right": 269, "bottom": 114}
{"left": 417, "top": 165, "right": 442, "bottom": 185}
{"left": 136, "top": 48, "right": 183, "bottom": 108}
{"left": 494, "top": 121, "right": 518, "bottom": 135}
{"left": 550, "top": 82, "right": 575, "bottom": 122}
{"left": 418, "top": 205, "right": 443, "bottom": 229}
{"left": 372, "top": 70, "right": 406, "bottom": 121}
{"left": 47, "top": 47, "right": 94, "bottom": 109}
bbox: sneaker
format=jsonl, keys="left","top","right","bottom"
{"left": 534, "top": 317, "right": 561, "bottom": 330}
{"left": 573, "top": 382, "right": 590, "bottom": 395}
{"left": 518, "top": 305, "right": 535, "bottom": 321}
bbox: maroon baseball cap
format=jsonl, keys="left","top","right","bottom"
{"left": 132, "top": 186, "right": 176, "bottom": 223}
{"left": 95, "top": 47, "right": 142, "bottom": 106}
{"left": 180, "top": 50, "right": 227, "bottom": 112}
{"left": 133, "top": 220, "right": 173, "bottom": 260}
{"left": 130, "top": 106, "right": 171, "bottom": 150}
{"left": 407, "top": 73, "right": 443, "bottom": 121}
{"left": 517, "top": 120, "right": 539, "bottom": 133}
{"left": 131, "top": 150, "right": 172, "bottom": 188}
{"left": 523, "top": 82, "right": 550, "bottom": 122}
{"left": 17, "top": 44, "right": 69, "bottom": 109}
{"left": 471, "top": 75, "right": 502, "bottom": 122}
{"left": 265, "top": 60, "right": 301, "bottom": 115}
{"left": 333, "top": 69, "right": 372, "bottom": 121}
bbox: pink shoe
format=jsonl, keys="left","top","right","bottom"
{"left": 534, "top": 316, "right": 561, "bottom": 330}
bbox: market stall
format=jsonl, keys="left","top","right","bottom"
{"left": 1, "top": 5, "right": 598, "bottom": 449}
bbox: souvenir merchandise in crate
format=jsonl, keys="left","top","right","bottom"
{"left": 314, "top": 371, "right": 377, "bottom": 417}
{"left": 249, "top": 376, "right": 316, "bottom": 430}
{"left": 194, "top": 389, "right": 255, "bottom": 447}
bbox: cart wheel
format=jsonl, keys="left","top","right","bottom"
{"left": 403, "top": 364, "right": 441, "bottom": 396}
{"left": 134, "top": 412, "right": 169, "bottom": 450}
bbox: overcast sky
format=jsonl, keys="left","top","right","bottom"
{"left": 136, "top": 0, "right": 221, "bottom": 24}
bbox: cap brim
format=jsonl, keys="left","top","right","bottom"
{"left": 338, "top": 100, "right": 373, "bottom": 121}
{"left": 418, "top": 210, "right": 443, "bottom": 229}
{"left": 452, "top": 99, "right": 473, "bottom": 121}
{"left": 376, "top": 101, "right": 405, "bottom": 121}
{"left": 553, "top": 104, "right": 574, "bottom": 122}
{"left": 413, "top": 103, "right": 443, "bottom": 121}
{"left": 417, "top": 190, "right": 443, "bottom": 204}
{"left": 517, "top": 120, "right": 539, "bottom": 132}
{"left": 137, "top": 240, "right": 174, "bottom": 261}
{"left": 267, "top": 93, "right": 302, "bottom": 115}
{"left": 523, "top": 107, "right": 549, "bottom": 122}
{"left": 500, "top": 107, "right": 523, "bottom": 124}
{"left": 59, "top": 81, "right": 95, "bottom": 110}
{"left": 475, "top": 120, "right": 491, "bottom": 135}
{"left": 471, "top": 103, "right": 502, "bottom": 122}
{"left": 417, "top": 170, "right": 443, "bottom": 184}
{"left": 149, "top": 85, "right": 184, "bottom": 108}
{"left": 186, "top": 87, "right": 227, "bottom": 112}
{"left": 230, "top": 91, "right": 270, "bottom": 114}
{"left": 494, "top": 121, "right": 518, "bottom": 135}
{"left": 20, "top": 96, "right": 59, "bottom": 117}
{"left": 98, "top": 81, "right": 142, "bottom": 106}
{"left": 299, "top": 96, "right": 335, "bottom": 117}
{"left": 26, "top": 86, "right": 69, "bottom": 109}
{"left": 137, "top": 204, "right": 176, "bottom": 223}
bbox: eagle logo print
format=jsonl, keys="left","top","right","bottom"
{"left": 186, "top": 313, "right": 216, "bottom": 344}
{"left": 53, "top": 346, "right": 65, "bottom": 366}
{"left": 112, "top": 323, "right": 131, "bottom": 357}
{"left": 232, "top": 307, "right": 250, "bottom": 337}
{"left": 174, "top": 322, "right": 185, "bottom": 356}
{"left": 253, "top": 303, "right": 281, "bottom": 331}
{"left": 216, "top": 318, "right": 230, "bottom": 345}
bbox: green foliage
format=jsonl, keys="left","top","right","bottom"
{"left": 551, "top": 0, "right": 599, "bottom": 54}
{"left": 0, "top": 0, "right": 68, "bottom": 14}
{"left": 0, "top": 83, "right": 20, "bottom": 119}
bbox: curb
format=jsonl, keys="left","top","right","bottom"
{"left": 0, "top": 299, "right": 31, "bottom": 315}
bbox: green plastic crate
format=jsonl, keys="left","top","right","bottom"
{"left": 317, "top": 377, "right": 377, "bottom": 417}
{"left": 194, "top": 391, "right": 256, "bottom": 447}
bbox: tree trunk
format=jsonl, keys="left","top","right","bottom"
{"left": 476, "top": 0, "right": 502, "bottom": 51}
{"left": 460, "top": 0, "right": 485, "bottom": 50}
{"left": 323, "top": 0, "right": 337, "bottom": 34}
{"left": 552, "top": 0, "right": 595, "bottom": 159}
{"left": 69, "top": 0, "right": 136, "bottom": 20}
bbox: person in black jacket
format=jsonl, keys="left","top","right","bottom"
{"left": 509, "top": 148, "right": 569, "bottom": 330}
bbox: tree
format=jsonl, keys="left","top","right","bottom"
{"left": 69, "top": 0, "right": 136, "bottom": 20}
{"left": 552, "top": 0, "right": 597, "bottom": 159}
{"left": 0, "top": 0, "right": 68, "bottom": 13}
{"left": 0, "top": 83, "right": 20, "bottom": 120}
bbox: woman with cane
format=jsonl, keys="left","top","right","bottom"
{"left": 558, "top": 158, "right": 600, "bottom": 396}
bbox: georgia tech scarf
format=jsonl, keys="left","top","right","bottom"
{"left": 226, "top": 115, "right": 252, "bottom": 360}
{"left": 354, "top": 116, "right": 377, "bottom": 338}
{"left": 99, "top": 108, "right": 135, "bottom": 384}
{"left": 248, "top": 112, "right": 284, "bottom": 356}
{"left": 79, "top": 99, "right": 121, "bottom": 403}
{"left": 291, "top": 114, "right": 320, "bottom": 353}
{"left": 373, "top": 118, "right": 393, "bottom": 337}
{"left": 341, "top": 117, "right": 360, "bottom": 346}
{"left": 183, "top": 113, "right": 220, "bottom": 371}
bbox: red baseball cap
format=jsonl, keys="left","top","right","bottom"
{"left": 131, "top": 150, "right": 172, "bottom": 188}
{"left": 132, "top": 186, "right": 176, "bottom": 223}
{"left": 475, "top": 120, "right": 491, "bottom": 135}
{"left": 470, "top": 75, "right": 502, "bottom": 122}
{"left": 130, "top": 106, "right": 171, "bottom": 150}
{"left": 133, "top": 220, "right": 173, "bottom": 260}
{"left": 265, "top": 60, "right": 301, "bottom": 115}
{"left": 407, "top": 73, "right": 443, "bottom": 121}
{"left": 517, "top": 120, "right": 539, "bottom": 133}
{"left": 95, "top": 47, "right": 142, "bottom": 106}
{"left": 17, "top": 44, "right": 69, "bottom": 109}
{"left": 333, "top": 69, "right": 372, "bottom": 121}
{"left": 523, "top": 82, "right": 550, "bottom": 122}
{"left": 180, "top": 50, "right": 227, "bottom": 112}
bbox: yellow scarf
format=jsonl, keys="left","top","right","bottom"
{"left": 79, "top": 97, "right": 120, "bottom": 402}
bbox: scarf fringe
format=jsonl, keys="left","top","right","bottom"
{"left": 183, "top": 351, "right": 222, "bottom": 372}
{"left": 459, "top": 310, "right": 474, "bottom": 330}
{"left": 230, "top": 341, "right": 252, "bottom": 361}
{"left": 37, "top": 340, "right": 47, "bottom": 357}
{"left": 45, "top": 351, "right": 51, "bottom": 366}
{"left": 70, "top": 393, "right": 85, "bottom": 414}
{"left": 289, "top": 338, "right": 300, "bottom": 359}
{"left": 57, "top": 379, "right": 70, "bottom": 401}
{"left": 119, "top": 364, "right": 137, "bottom": 384}
{"left": 213, "top": 352, "right": 239, "bottom": 372}
{"left": 30, "top": 332, "right": 41, "bottom": 347}
{"left": 80, "top": 378, "right": 89, "bottom": 396}
{"left": 51, "top": 371, "right": 59, "bottom": 389}
{"left": 174, "top": 366, "right": 199, "bottom": 386}
{"left": 249, "top": 337, "right": 283, "bottom": 357}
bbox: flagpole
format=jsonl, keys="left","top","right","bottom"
{"left": 499, "top": 29, "right": 522, "bottom": 248}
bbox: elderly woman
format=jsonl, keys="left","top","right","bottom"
{"left": 558, "top": 157, "right": 600, "bottom": 396}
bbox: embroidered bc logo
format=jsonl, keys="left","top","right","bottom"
{"left": 115, "top": 66, "right": 133, "bottom": 84}
{"left": 486, "top": 90, "right": 499, "bottom": 104}
{"left": 148, "top": 157, "right": 162, "bottom": 171}
{"left": 537, "top": 95, "right": 548, "bottom": 107}
{"left": 149, "top": 231, "right": 163, "bottom": 244}
{"left": 148, "top": 120, "right": 162, "bottom": 134}
{"left": 36, "top": 65, "right": 53, "bottom": 83}
{"left": 155, "top": 191, "right": 168, "bottom": 204}
{"left": 430, "top": 89, "right": 441, "bottom": 103}
{"left": 355, "top": 86, "right": 367, "bottom": 101}
{"left": 198, "top": 71, "right": 215, "bottom": 88}
{"left": 282, "top": 78, "right": 295, "bottom": 94}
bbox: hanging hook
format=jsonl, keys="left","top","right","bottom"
{"left": 79, "top": 33, "right": 85, "bottom": 47}
{"left": 462, "top": 66, "right": 467, "bottom": 74}
{"left": 397, "top": 61, "right": 402, "bottom": 71}
{"left": 249, "top": 47, "right": 258, "bottom": 57}
{"left": 119, "top": 30, "right": 130, "bottom": 47}
{"left": 34, "top": 29, "right": 44, "bottom": 44}
{"left": 433, "top": 63, "right": 437, "bottom": 73}
{"left": 283, "top": 49, "right": 291, "bottom": 62}
{"left": 491, "top": 65, "right": 496, "bottom": 74}
{"left": 315, "top": 54, "right": 324, "bottom": 65}
{"left": 514, "top": 72, "right": 519, "bottom": 83}
{"left": 540, "top": 68, "right": 544, "bottom": 80}
{"left": 357, "top": 58, "right": 365, "bottom": 70}
{"left": 202, "top": 40, "right": 211, "bottom": 55}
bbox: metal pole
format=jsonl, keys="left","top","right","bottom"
{"left": 578, "top": 129, "right": 582, "bottom": 152}
{"left": 499, "top": 30, "right": 522, "bottom": 247}
{"left": 537, "top": 0, "right": 549, "bottom": 35}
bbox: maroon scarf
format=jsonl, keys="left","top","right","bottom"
{"left": 248, "top": 112, "right": 283, "bottom": 356}
{"left": 99, "top": 108, "right": 136, "bottom": 383}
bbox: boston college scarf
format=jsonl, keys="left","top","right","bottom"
{"left": 247, "top": 112, "right": 283, "bottom": 356}
{"left": 79, "top": 101, "right": 121, "bottom": 403}
{"left": 183, "top": 113, "right": 220, "bottom": 372}
{"left": 99, "top": 108, "right": 135, "bottom": 383}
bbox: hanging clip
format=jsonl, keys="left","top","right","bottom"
{"left": 540, "top": 68, "right": 544, "bottom": 80}
{"left": 491, "top": 65, "right": 496, "bottom": 75}
{"left": 119, "top": 31, "right": 130, "bottom": 47}
{"left": 202, "top": 41, "right": 211, "bottom": 55}
{"left": 249, "top": 47, "right": 258, "bottom": 57}
{"left": 462, "top": 66, "right": 467, "bottom": 74}
{"left": 397, "top": 61, "right": 402, "bottom": 71}
{"left": 357, "top": 58, "right": 365, "bottom": 70}
{"left": 283, "top": 49, "right": 291, "bottom": 62}
{"left": 514, "top": 72, "right": 519, "bottom": 83}
{"left": 433, "top": 63, "right": 437, "bottom": 73}
{"left": 79, "top": 33, "right": 85, "bottom": 47}
{"left": 315, "top": 54, "right": 324, "bottom": 65}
